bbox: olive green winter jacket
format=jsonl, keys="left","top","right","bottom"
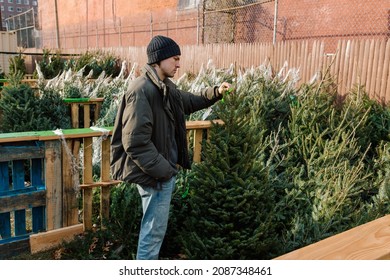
{"left": 110, "top": 65, "right": 221, "bottom": 188}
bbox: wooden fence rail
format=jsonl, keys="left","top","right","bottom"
{"left": 0, "top": 120, "right": 222, "bottom": 257}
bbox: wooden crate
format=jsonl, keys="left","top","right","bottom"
{"left": 0, "top": 141, "right": 46, "bottom": 258}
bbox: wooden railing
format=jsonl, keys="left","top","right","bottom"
{"left": 63, "top": 98, "right": 104, "bottom": 128}
{"left": 0, "top": 78, "right": 38, "bottom": 90}
{"left": 0, "top": 120, "right": 223, "bottom": 255}
{"left": 1, "top": 120, "right": 390, "bottom": 258}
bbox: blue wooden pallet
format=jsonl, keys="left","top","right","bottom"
{"left": 0, "top": 141, "right": 46, "bottom": 248}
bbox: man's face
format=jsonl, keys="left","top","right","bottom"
{"left": 158, "top": 55, "right": 181, "bottom": 79}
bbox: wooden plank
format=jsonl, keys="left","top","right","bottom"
{"left": 12, "top": 160, "right": 25, "bottom": 190}
{"left": 186, "top": 119, "right": 224, "bottom": 129}
{"left": 82, "top": 188, "right": 93, "bottom": 231}
{"left": 0, "top": 161, "right": 10, "bottom": 192}
{"left": 62, "top": 139, "right": 79, "bottom": 227}
{"left": 94, "top": 103, "right": 102, "bottom": 125}
{"left": 12, "top": 160, "right": 26, "bottom": 236}
{"left": 274, "top": 214, "right": 390, "bottom": 260}
{"left": 79, "top": 180, "right": 121, "bottom": 189}
{"left": 83, "top": 104, "right": 90, "bottom": 128}
{"left": 31, "top": 158, "right": 46, "bottom": 233}
{"left": 83, "top": 137, "right": 93, "bottom": 231}
{"left": 193, "top": 129, "right": 203, "bottom": 163}
{"left": 0, "top": 146, "right": 45, "bottom": 162}
{"left": 369, "top": 40, "right": 380, "bottom": 98}
{"left": 337, "top": 40, "right": 347, "bottom": 94}
{"left": 360, "top": 40, "right": 371, "bottom": 87}
{"left": 70, "top": 103, "right": 79, "bottom": 128}
{"left": 0, "top": 128, "right": 109, "bottom": 143}
{"left": 29, "top": 224, "right": 84, "bottom": 254}
{"left": 365, "top": 39, "right": 376, "bottom": 97}
{"left": 346, "top": 40, "right": 355, "bottom": 91}
{"left": 350, "top": 40, "right": 361, "bottom": 88}
{"left": 31, "top": 158, "right": 44, "bottom": 187}
{"left": 0, "top": 238, "right": 30, "bottom": 259}
{"left": 0, "top": 189, "right": 46, "bottom": 213}
{"left": 375, "top": 40, "right": 387, "bottom": 101}
{"left": 380, "top": 40, "right": 390, "bottom": 103}
{"left": 63, "top": 97, "right": 104, "bottom": 104}
{"left": 45, "top": 141, "right": 62, "bottom": 230}
{"left": 100, "top": 137, "right": 111, "bottom": 225}
{"left": 0, "top": 161, "right": 11, "bottom": 239}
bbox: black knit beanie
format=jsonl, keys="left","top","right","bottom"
{"left": 147, "top": 35, "right": 181, "bottom": 64}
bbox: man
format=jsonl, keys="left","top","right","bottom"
{"left": 110, "top": 35, "right": 231, "bottom": 260}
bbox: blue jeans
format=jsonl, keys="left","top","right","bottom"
{"left": 136, "top": 176, "right": 176, "bottom": 260}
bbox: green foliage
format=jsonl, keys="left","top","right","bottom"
{"left": 57, "top": 183, "right": 142, "bottom": 260}
{"left": 34, "top": 49, "right": 122, "bottom": 80}
{"left": 38, "top": 88, "right": 72, "bottom": 129}
{"left": 5, "top": 61, "right": 390, "bottom": 260}
{"left": 171, "top": 64, "right": 390, "bottom": 259}
{"left": 68, "top": 50, "right": 122, "bottom": 79}
{"left": 0, "top": 75, "right": 71, "bottom": 133}
{"left": 36, "top": 49, "right": 66, "bottom": 79}
{"left": 0, "top": 84, "right": 48, "bottom": 132}
{"left": 8, "top": 53, "right": 27, "bottom": 76}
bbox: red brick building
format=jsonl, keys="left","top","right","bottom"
{"left": 37, "top": 0, "right": 389, "bottom": 50}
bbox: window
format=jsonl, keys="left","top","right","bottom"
{"left": 16, "top": 7, "right": 22, "bottom": 12}
{"left": 1, "top": 5, "right": 4, "bottom": 11}
{"left": 178, "top": 0, "right": 200, "bottom": 10}
{"left": 8, "top": 6, "right": 13, "bottom": 11}
{"left": 24, "top": 0, "right": 29, "bottom": 4}
{"left": 16, "top": 0, "right": 21, "bottom": 4}
{"left": 8, "top": 0, "right": 13, "bottom": 3}
{"left": 33, "top": 0, "right": 37, "bottom": 5}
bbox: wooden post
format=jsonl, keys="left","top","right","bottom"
{"left": 31, "top": 158, "right": 45, "bottom": 232}
{"left": 100, "top": 137, "right": 111, "bottom": 226}
{"left": 45, "top": 140, "right": 63, "bottom": 230}
{"left": 62, "top": 139, "right": 79, "bottom": 226}
{"left": 83, "top": 104, "right": 91, "bottom": 128}
{"left": 193, "top": 129, "right": 203, "bottom": 163}
{"left": 13, "top": 160, "right": 26, "bottom": 236}
{"left": 82, "top": 137, "right": 93, "bottom": 231}
{"left": 94, "top": 102, "right": 102, "bottom": 125}
{"left": 0, "top": 161, "right": 11, "bottom": 239}
{"left": 70, "top": 103, "right": 79, "bottom": 128}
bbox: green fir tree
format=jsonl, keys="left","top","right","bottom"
{"left": 181, "top": 81, "right": 280, "bottom": 259}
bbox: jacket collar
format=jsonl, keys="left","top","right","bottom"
{"left": 143, "top": 64, "right": 175, "bottom": 121}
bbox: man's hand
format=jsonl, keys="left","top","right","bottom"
{"left": 218, "top": 82, "right": 232, "bottom": 96}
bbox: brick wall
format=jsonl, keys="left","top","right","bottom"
{"left": 278, "top": 0, "right": 388, "bottom": 41}
{"left": 38, "top": 0, "right": 389, "bottom": 50}
{"left": 39, "top": 0, "right": 198, "bottom": 48}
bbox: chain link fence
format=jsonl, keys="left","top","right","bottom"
{"left": 5, "top": 8, "right": 39, "bottom": 48}
{"left": 202, "top": 0, "right": 389, "bottom": 51}
{"left": 18, "top": 0, "right": 390, "bottom": 52}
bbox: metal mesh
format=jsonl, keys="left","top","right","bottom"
{"left": 34, "top": 1, "right": 390, "bottom": 52}
{"left": 202, "top": 0, "right": 389, "bottom": 51}
{"left": 202, "top": 0, "right": 276, "bottom": 44}
{"left": 5, "top": 8, "right": 37, "bottom": 48}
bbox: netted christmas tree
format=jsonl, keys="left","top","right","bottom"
{"left": 0, "top": 72, "right": 71, "bottom": 133}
